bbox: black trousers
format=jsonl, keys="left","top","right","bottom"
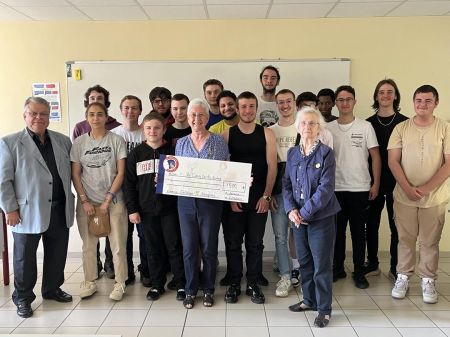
{"left": 96, "top": 237, "right": 113, "bottom": 270}
{"left": 334, "top": 191, "right": 369, "bottom": 276}
{"left": 223, "top": 206, "right": 268, "bottom": 285}
{"left": 141, "top": 212, "right": 185, "bottom": 289}
{"left": 366, "top": 192, "right": 397, "bottom": 273}
{"left": 12, "top": 204, "right": 69, "bottom": 305}
{"left": 126, "top": 221, "right": 149, "bottom": 277}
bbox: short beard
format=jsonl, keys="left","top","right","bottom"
{"left": 263, "top": 87, "right": 276, "bottom": 95}
{"left": 222, "top": 112, "right": 237, "bottom": 121}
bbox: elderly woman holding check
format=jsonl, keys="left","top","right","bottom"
{"left": 282, "top": 106, "right": 341, "bottom": 328}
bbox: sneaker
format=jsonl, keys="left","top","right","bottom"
{"left": 167, "top": 278, "right": 178, "bottom": 291}
{"left": 353, "top": 274, "right": 369, "bottom": 289}
{"left": 176, "top": 288, "right": 186, "bottom": 301}
{"left": 246, "top": 284, "right": 265, "bottom": 304}
{"left": 146, "top": 287, "right": 164, "bottom": 301}
{"left": 224, "top": 284, "right": 241, "bottom": 303}
{"left": 422, "top": 277, "right": 438, "bottom": 304}
{"left": 275, "top": 276, "right": 292, "bottom": 297}
{"left": 105, "top": 265, "right": 115, "bottom": 280}
{"left": 109, "top": 282, "right": 125, "bottom": 301}
{"left": 80, "top": 281, "right": 97, "bottom": 299}
{"left": 332, "top": 269, "right": 347, "bottom": 283}
{"left": 391, "top": 274, "right": 409, "bottom": 299}
{"left": 291, "top": 268, "right": 300, "bottom": 288}
{"left": 140, "top": 271, "right": 151, "bottom": 288}
{"left": 125, "top": 273, "right": 136, "bottom": 286}
{"left": 364, "top": 263, "right": 381, "bottom": 277}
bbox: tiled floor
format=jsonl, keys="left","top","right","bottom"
{"left": 1, "top": 256, "right": 450, "bottom": 336}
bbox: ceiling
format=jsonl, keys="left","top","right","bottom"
{"left": 0, "top": 0, "right": 449, "bottom": 21}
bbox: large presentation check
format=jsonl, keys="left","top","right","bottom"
{"left": 156, "top": 155, "right": 252, "bottom": 203}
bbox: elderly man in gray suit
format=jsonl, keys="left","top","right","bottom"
{"left": 0, "top": 97, "right": 74, "bottom": 318}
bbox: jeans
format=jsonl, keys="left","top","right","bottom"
{"left": 270, "top": 194, "right": 291, "bottom": 277}
{"left": 293, "top": 215, "right": 336, "bottom": 315}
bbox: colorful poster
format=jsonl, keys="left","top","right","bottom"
{"left": 32, "top": 82, "right": 61, "bottom": 122}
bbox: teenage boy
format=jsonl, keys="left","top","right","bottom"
{"left": 164, "top": 94, "right": 191, "bottom": 147}
{"left": 203, "top": 79, "right": 223, "bottom": 129}
{"left": 327, "top": 85, "right": 381, "bottom": 289}
{"left": 296, "top": 92, "right": 318, "bottom": 111}
{"left": 209, "top": 90, "right": 239, "bottom": 134}
{"left": 365, "top": 80, "right": 408, "bottom": 280}
{"left": 317, "top": 88, "right": 338, "bottom": 123}
{"left": 124, "top": 112, "right": 185, "bottom": 301}
{"left": 112, "top": 95, "right": 150, "bottom": 286}
{"left": 257, "top": 65, "right": 280, "bottom": 127}
{"left": 389, "top": 85, "right": 449, "bottom": 303}
{"left": 149, "top": 87, "right": 174, "bottom": 125}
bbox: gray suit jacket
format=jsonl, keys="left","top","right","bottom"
{"left": 0, "top": 129, "right": 74, "bottom": 233}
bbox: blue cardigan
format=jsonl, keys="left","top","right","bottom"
{"left": 282, "top": 142, "right": 341, "bottom": 222}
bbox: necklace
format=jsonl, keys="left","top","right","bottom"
{"left": 376, "top": 113, "right": 396, "bottom": 127}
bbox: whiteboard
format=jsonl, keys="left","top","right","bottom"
{"left": 66, "top": 59, "right": 350, "bottom": 136}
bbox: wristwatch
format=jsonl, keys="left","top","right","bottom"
{"left": 262, "top": 195, "right": 272, "bottom": 202}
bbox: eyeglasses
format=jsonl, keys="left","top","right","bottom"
{"left": 27, "top": 111, "right": 50, "bottom": 118}
{"left": 153, "top": 98, "right": 170, "bottom": 105}
{"left": 336, "top": 98, "right": 354, "bottom": 104}
{"left": 300, "top": 121, "right": 319, "bottom": 127}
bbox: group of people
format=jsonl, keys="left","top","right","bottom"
{"left": 0, "top": 65, "right": 448, "bottom": 329}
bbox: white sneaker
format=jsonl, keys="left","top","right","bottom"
{"left": 422, "top": 277, "right": 438, "bottom": 304}
{"left": 109, "top": 282, "right": 125, "bottom": 301}
{"left": 391, "top": 274, "right": 409, "bottom": 299}
{"left": 275, "top": 276, "right": 292, "bottom": 297}
{"left": 80, "top": 281, "right": 97, "bottom": 299}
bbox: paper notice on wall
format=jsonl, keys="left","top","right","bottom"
{"left": 32, "top": 82, "right": 61, "bottom": 122}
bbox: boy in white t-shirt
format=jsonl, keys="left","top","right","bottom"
{"left": 327, "top": 85, "right": 381, "bottom": 290}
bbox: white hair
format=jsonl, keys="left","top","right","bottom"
{"left": 294, "top": 106, "right": 326, "bottom": 131}
{"left": 187, "top": 98, "right": 210, "bottom": 119}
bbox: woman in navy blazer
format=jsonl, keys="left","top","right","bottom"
{"left": 282, "top": 106, "right": 340, "bottom": 328}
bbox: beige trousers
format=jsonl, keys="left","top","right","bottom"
{"left": 76, "top": 200, "right": 128, "bottom": 283}
{"left": 394, "top": 200, "right": 446, "bottom": 279}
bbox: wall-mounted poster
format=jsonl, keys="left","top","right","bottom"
{"left": 32, "top": 82, "right": 61, "bottom": 122}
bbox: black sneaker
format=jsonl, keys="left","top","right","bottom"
{"left": 125, "top": 273, "right": 136, "bottom": 286}
{"left": 97, "top": 261, "right": 103, "bottom": 279}
{"left": 353, "top": 274, "right": 369, "bottom": 289}
{"left": 176, "top": 288, "right": 186, "bottom": 301}
{"left": 291, "top": 268, "right": 300, "bottom": 288}
{"left": 146, "top": 287, "right": 165, "bottom": 301}
{"left": 363, "top": 262, "right": 380, "bottom": 276}
{"left": 224, "top": 284, "right": 241, "bottom": 303}
{"left": 258, "top": 274, "right": 269, "bottom": 286}
{"left": 246, "top": 284, "right": 265, "bottom": 304}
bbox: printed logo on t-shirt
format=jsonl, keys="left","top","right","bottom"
{"left": 259, "top": 110, "right": 278, "bottom": 127}
{"left": 85, "top": 146, "right": 112, "bottom": 168}
{"left": 350, "top": 133, "right": 364, "bottom": 148}
{"left": 136, "top": 159, "right": 159, "bottom": 176}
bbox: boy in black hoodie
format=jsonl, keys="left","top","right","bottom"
{"left": 124, "top": 111, "right": 185, "bottom": 301}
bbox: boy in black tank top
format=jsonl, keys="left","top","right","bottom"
{"left": 221, "top": 91, "right": 277, "bottom": 304}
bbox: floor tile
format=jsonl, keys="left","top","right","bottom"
{"left": 112, "top": 295, "right": 152, "bottom": 310}
{"left": 75, "top": 295, "right": 115, "bottom": 310}
{"left": 335, "top": 295, "right": 378, "bottom": 310}
{"left": 409, "top": 295, "right": 450, "bottom": 310}
{"left": 269, "top": 326, "right": 313, "bottom": 337}
{"left": 226, "top": 309, "right": 267, "bottom": 326}
{"left": 365, "top": 282, "right": 395, "bottom": 296}
{"left": 143, "top": 309, "right": 186, "bottom": 326}
{"left": 0, "top": 328, "right": 14, "bottom": 333}
{"left": 61, "top": 309, "right": 110, "bottom": 326}
{"left": 17, "top": 309, "right": 71, "bottom": 328}
{"left": 54, "top": 326, "right": 98, "bottom": 334}
{"left": 102, "top": 309, "right": 148, "bottom": 326}
{"left": 97, "top": 326, "right": 141, "bottom": 337}
{"left": 0, "top": 310, "right": 25, "bottom": 327}
{"left": 397, "top": 327, "right": 447, "bottom": 337}
{"left": 36, "top": 296, "right": 81, "bottom": 311}
{"left": 383, "top": 309, "right": 435, "bottom": 327}
{"left": 423, "top": 311, "right": 450, "bottom": 327}
{"left": 266, "top": 309, "right": 309, "bottom": 326}
{"left": 138, "top": 326, "right": 182, "bottom": 337}
{"left": 263, "top": 294, "right": 301, "bottom": 310}
{"left": 344, "top": 309, "right": 393, "bottom": 327}
{"left": 225, "top": 326, "right": 269, "bottom": 337}
{"left": 182, "top": 326, "right": 225, "bottom": 337}
{"left": 226, "top": 294, "right": 265, "bottom": 310}
{"left": 353, "top": 327, "right": 401, "bottom": 337}
{"left": 185, "top": 309, "right": 225, "bottom": 326}
{"left": 371, "top": 295, "right": 418, "bottom": 310}
{"left": 11, "top": 327, "right": 56, "bottom": 334}
{"left": 310, "top": 326, "right": 358, "bottom": 337}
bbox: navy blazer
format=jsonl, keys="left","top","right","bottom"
{"left": 0, "top": 129, "right": 74, "bottom": 233}
{"left": 282, "top": 142, "right": 341, "bottom": 222}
